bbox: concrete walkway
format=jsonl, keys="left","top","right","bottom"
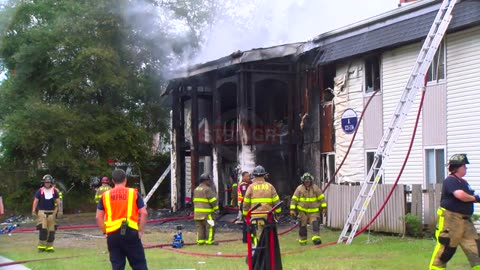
{"left": 0, "top": 256, "right": 30, "bottom": 270}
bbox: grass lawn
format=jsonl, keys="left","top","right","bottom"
{"left": 0, "top": 214, "right": 473, "bottom": 270}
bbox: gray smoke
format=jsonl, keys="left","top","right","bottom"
{"left": 195, "top": 0, "right": 399, "bottom": 63}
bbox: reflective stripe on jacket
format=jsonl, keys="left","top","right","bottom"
{"left": 193, "top": 183, "right": 219, "bottom": 220}
{"left": 95, "top": 185, "right": 112, "bottom": 203}
{"left": 102, "top": 187, "right": 139, "bottom": 234}
{"left": 290, "top": 183, "right": 327, "bottom": 213}
{"left": 242, "top": 177, "right": 281, "bottom": 218}
{"left": 237, "top": 181, "right": 250, "bottom": 204}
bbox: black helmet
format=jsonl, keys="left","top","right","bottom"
{"left": 252, "top": 165, "right": 267, "bottom": 177}
{"left": 301, "top": 172, "right": 314, "bottom": 182}
{"left": 199, "top": 173, "right": 211, "bottom": 181}
{"left": 42, "top": 174, "right": 53, "bottom": 183}
{"left": 448, "top": 154, "right": 470, "bottom": 166}
{"left": 89, "top": 176, "right": 101, "bottom": 189}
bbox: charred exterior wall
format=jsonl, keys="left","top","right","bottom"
{"left": 170, "top": 59, "right": 300, "bottom": 209}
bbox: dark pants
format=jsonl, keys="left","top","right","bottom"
{"left": 107, "top": 228, "right": 148, "bottom": 270}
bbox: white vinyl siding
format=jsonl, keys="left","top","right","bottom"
{"left": 446, "top": 26, "right": 480, "bottom": 196}
{"left": 381, "top": 43, "right": 424, "bottom": 185}
{"left": 334, "top": 60, "right": 365, "bottom": 183}
{"left": 363, "top": 95, "right": 384, "bottom": 149}
{"left": 423, "top": 83, "right": 447, "bottom": 145}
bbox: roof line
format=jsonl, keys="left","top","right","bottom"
{"left": 311, "top": 0, "right": 438, "bottom": 42}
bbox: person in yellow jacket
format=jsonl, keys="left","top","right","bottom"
{"left": 230, "top": 167, "right": 238, "bottom": 206}
{"left": 290, "top": 172, "right": 327, "bottom": 246}
{"left": 243, "top": 165, "right": 281, "bottom": 239}
{"left": 193, "top": 173, "right": 219, "bottom": 245}
{"left": 95, "top": 177, "right": 112, "bottom": 204}
{"left": 52, "top": 180, "right": 63, "bottom": 216}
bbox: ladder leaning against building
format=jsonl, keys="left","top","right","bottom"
{"left": 337, "top": 0, "right": 459, "bottom": 245}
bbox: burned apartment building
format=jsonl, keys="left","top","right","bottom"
{"left": 166, "top": 0, "right": 480, "bottom": 211}
{"left": 165, "top": 43, "right": 336, "bottom": 210}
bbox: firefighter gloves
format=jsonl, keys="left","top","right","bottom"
{"left": 290, "top": 210, "right": 297, "bottom": 217}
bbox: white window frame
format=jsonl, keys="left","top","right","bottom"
{"left": 366, "top": 150, "right": 383, "bottom": 183}
{"left": 424, "top": 147, "right": 446, "bottom": 185}
{"left": 427, "top": 39, "right": 446, "bottom": 84}
{"left": 321, "top": 153, "right": 336, "bottom": 184}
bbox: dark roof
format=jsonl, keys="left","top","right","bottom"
{"left": 303, "top": 0, "right": 480, "bottom": 64}
{"left": 170, "top": 42, "right": 304, "bottom": 79}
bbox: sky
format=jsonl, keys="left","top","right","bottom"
{"left": 195, "top": 0, "right": 402, "bottom": 63}
{"left": 0, "top": 0, "right": 404, "bottom": 79}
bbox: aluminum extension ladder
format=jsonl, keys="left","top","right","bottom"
{"left": 337, "top": 0, "right": 458, "bottom": 245}
{"left": 143, "top": 164, "right": 171, "bottom": 205}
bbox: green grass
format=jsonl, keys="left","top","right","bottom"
{"left": 0, "top": 216, "right": 474, "bottom": 270}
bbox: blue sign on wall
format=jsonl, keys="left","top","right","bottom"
{"left": 341, "top": 109, "right": 358, "bottom": 134}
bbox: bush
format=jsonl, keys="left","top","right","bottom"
{"left": 404, "top": 213, "right": 423, "bottom": 238}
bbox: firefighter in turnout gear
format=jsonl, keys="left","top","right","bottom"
{"left": 230, "top": 167, "right": 238, "bottom": 206}
{"left": 236, "top": 171, "right": 251, "bottom": 242}
{"left": 95, "top": 176, "right": 112, "bottom": 203}
{"left": 429, "top": 154, "right": 480, "bottom": 270}
{"left": 31, "top": 174, "right": 61, "bottom": 252}
{"left": 243, "top": 165, "right": 281, "bottom": 239}
{"left": 236, "top": 171, "right": 251, "bottom": 222}
{"left": 290, "top": 172, "right": 327, "bottom": 246}
{"left": 193, "top": 173, "right": 219, "bottom": 245}
{"left": 52, "top": 180, "right": 63, "bottom": 216}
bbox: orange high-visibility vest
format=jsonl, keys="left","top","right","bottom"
{"left": 102, "top": 187, "right": 139, "bottom": 234}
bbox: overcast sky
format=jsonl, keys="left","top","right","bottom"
{"left": 195, "top": 0, "right": 402, "bottom": 63}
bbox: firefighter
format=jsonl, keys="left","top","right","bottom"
{"left": 236, "top": 171, "right": 251, "bottom": 243}
{"left": 52, "top": 180, "right": 63, "bottom": 215}
{"left": 230, "top": 167, "right": 238, "bottom": 206}
{"left": 31, "top": 174, "right": 62, "bottom": 252}
{"left": 290, "top": 172, "right": 327, "bottom": 246}
{"left": 193, "top": 173, "right": 219, "bottom": 245}
{"left": 96, "top": 169, "right": 148, "bottom": 270}
{"left": 236, "top": 171, "right": 251, "bottom": 224}
{"left": 429, "top": 154, "right": 480, "bottom": 270}
{"left": 95, "top": 176, "right": 112, "bottom": 204}
{"left": 242, "top": 165, "right": 281, "bottom": 240}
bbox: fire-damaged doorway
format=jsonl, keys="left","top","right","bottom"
{"left": 299, "top": 62, "right": 336, "bottom": 188}
{"left": 252, "top": 76, "right": 290, "bottom": 195}
{"left": 167, "top": 44, "right": 303, "bottom": 210}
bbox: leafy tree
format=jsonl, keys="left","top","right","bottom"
{"left": 0, "top": 0, "right": 216, "bottom": 212}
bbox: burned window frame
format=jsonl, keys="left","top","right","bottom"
{"left": 364, "top": 55, "right": 381, "bottom": 94}
{"left": 427, "top": 39, "right": 446, "bottom": 83}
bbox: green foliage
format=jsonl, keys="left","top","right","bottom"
{"left": 404, "top": 213, "right": 423, "bottom": 238}
{"left": 0, "top": 0, "right": 216, "bottom": 211}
